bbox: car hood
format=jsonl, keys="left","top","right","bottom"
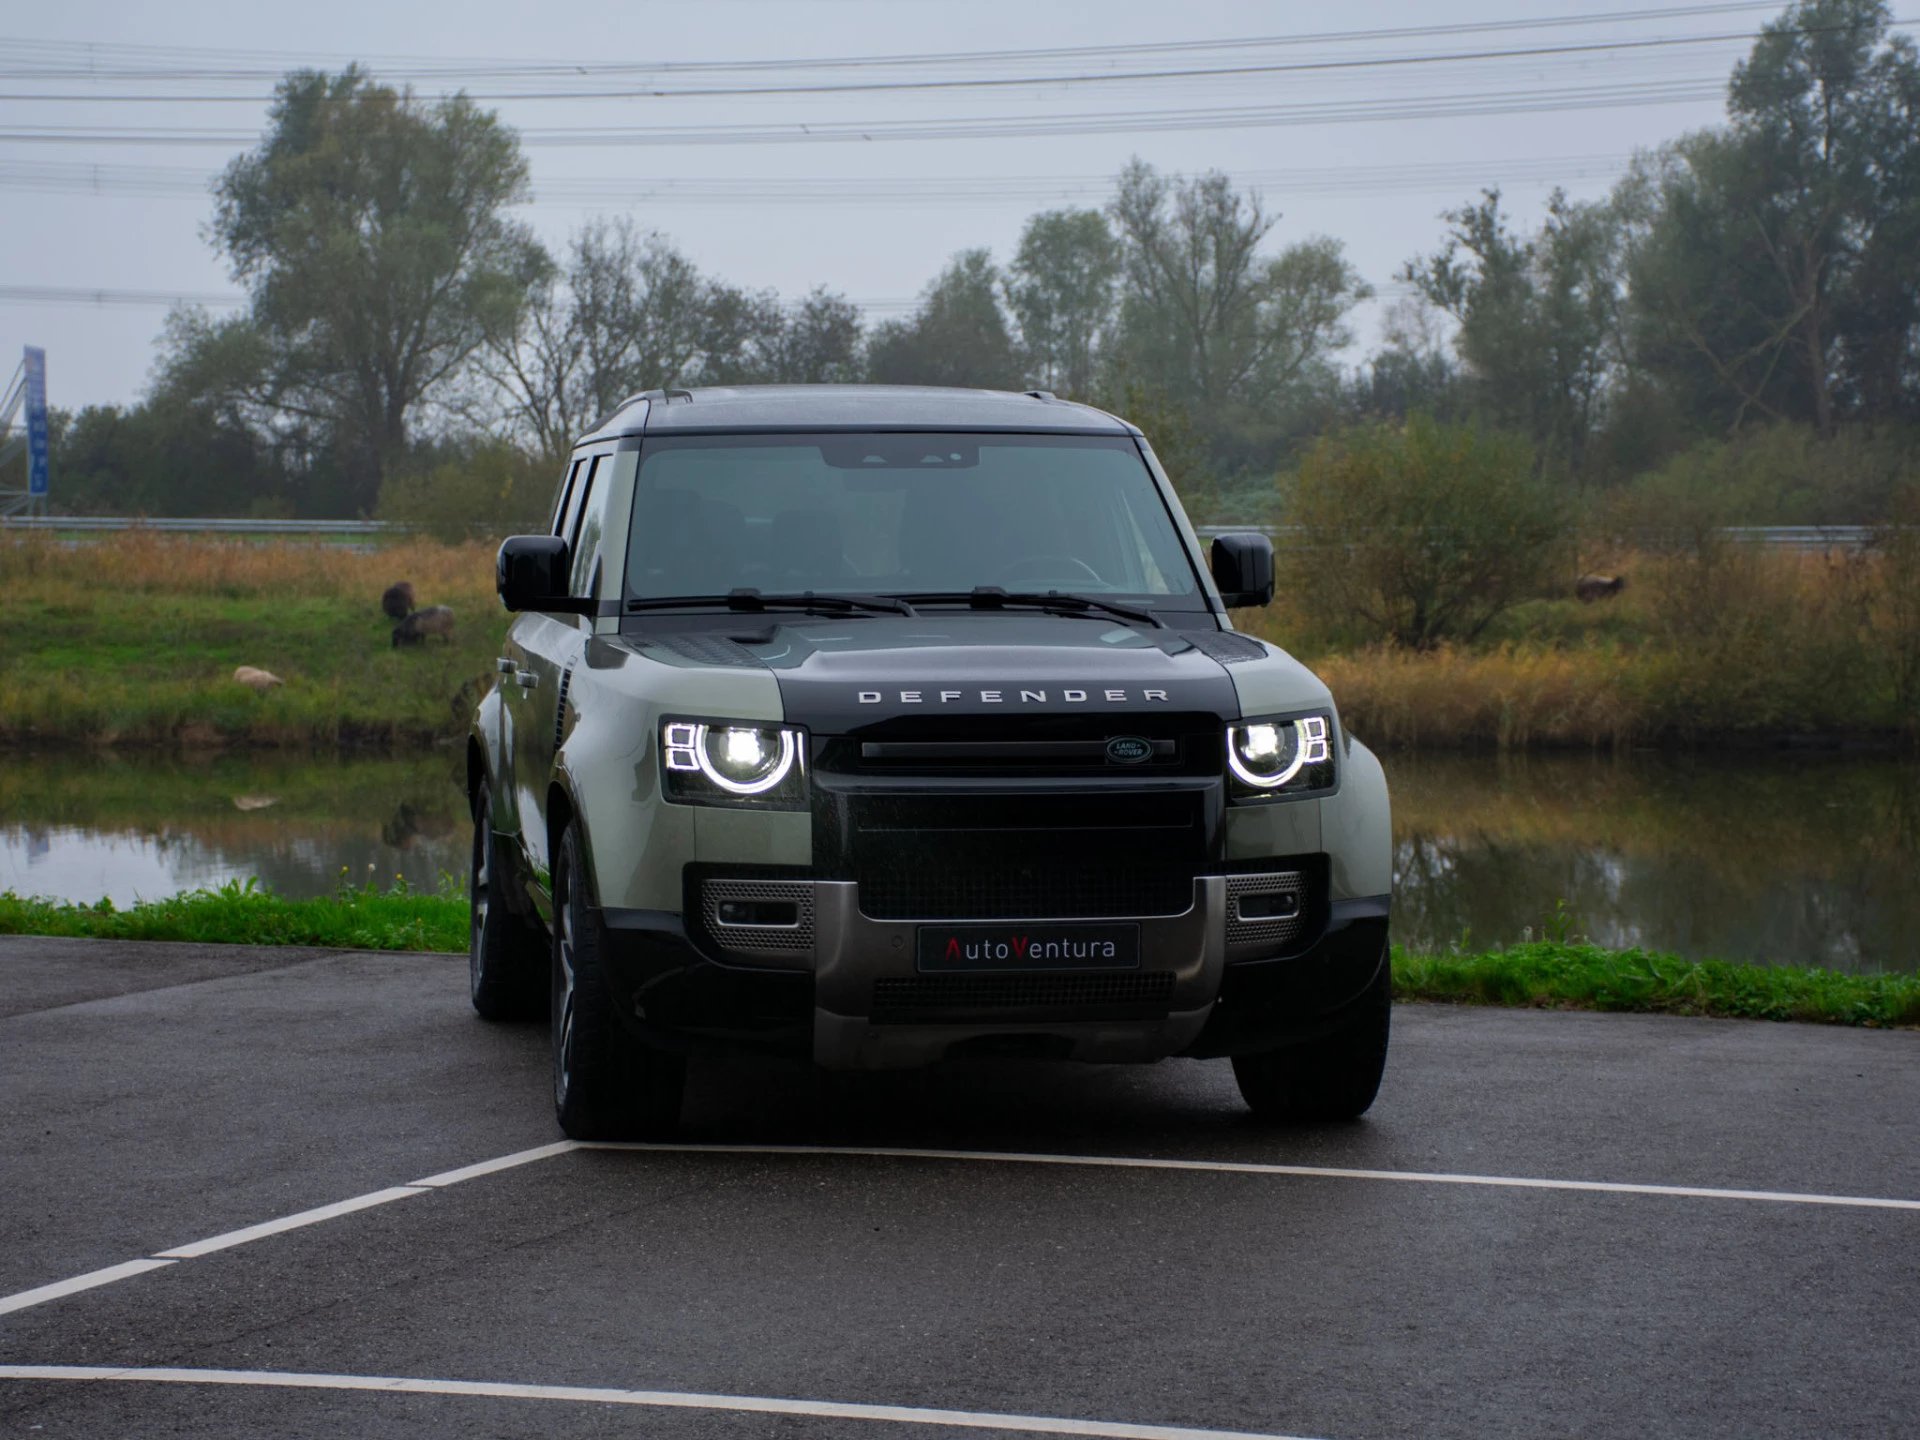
{"left": 618, "top": 613, "right": 1326, "bottom": 730}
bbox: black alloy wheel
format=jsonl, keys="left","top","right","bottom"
{"left": 550, "top": 819, "right": 686, "bottom": 1140}
{"left": 1231, "top": 947, "right": 1392, "bottom": 1121}
{"left": 468, "top": 792, "right": 546, "bottom": 1021}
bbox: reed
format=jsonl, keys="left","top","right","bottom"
{"left": 1241, "top": 543, "right": 1915, "bottom": 748}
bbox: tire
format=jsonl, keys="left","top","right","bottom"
{"left": 1231, "top": 949, "right": 1392, "bottom": 1122}
{"left": 468, "top": 792, "right": 547, "bottom": 1021}
{"left": 550, "top": 819, "right": 686, "bottom": 1140}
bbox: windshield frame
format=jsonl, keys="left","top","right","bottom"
{"left": 620, "top": 428, "right": 1217, "bottom": 620}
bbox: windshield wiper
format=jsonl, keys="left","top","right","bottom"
{"left": 626, "top": 588, "right": 917, "bottom": 617}
{"left": 894, "top": 586, "right": 1164, "bottom": 629}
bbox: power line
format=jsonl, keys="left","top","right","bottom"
{"left": 0, "top": 284, "right": 245, "bottom": 308}
{"left": 0, "top": 153, "right": 1636, "bottom": 205}
{"left": 0, "top": 5, "right": 1793, "bottom": 84}
{"left": 0, "top": 27, "right": 1799, "bottom": 103}
{"left": 0, "top": 74, "right": 1736, "bottom": 149}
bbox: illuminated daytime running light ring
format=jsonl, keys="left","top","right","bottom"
{"left": 696, "top": 725, "right": 798, "bottom": 795}
{"left": 1227, "top": 716, "right": 1331, "bottom": 790}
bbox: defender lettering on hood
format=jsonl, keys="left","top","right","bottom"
{"left": 857, "top": 687, "right": 1173, "bottom": 706}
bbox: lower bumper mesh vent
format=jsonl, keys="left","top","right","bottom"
{"left": 870, "top": 972, "right": 1174, "bottom": 1025}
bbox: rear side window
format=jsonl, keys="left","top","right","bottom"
{"left": 568, "top": 457, "right": 604, "bottom": 598}
{"left": 552, "top": 458, "right": 585, "bottom": 538}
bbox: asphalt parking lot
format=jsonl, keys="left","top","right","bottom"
{"left": 2, "top": 934, "right": 1917, "bottom": 1439}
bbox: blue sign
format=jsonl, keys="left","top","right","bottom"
{"left": 24, "top": 346, "right": 49, "bottom": 496}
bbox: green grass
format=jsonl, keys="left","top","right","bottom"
{"left": 0, "top": 534, "right": 506, "bottom": 748}
{"left": 0, "top": 879, "right": 466, "bottom": 953}
{"left": 2, "top": 883, "right": 1915, "bottom": 1028}
{"left": 1395, "top": 941, "right": 1920, "bottom": 1028}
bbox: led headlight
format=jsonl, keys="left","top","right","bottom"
{"left": 661, "top": 720, "right": 806, "bottom": 806}
{"left": 1226, "top": 713, "right": 1336, "bottom": 799}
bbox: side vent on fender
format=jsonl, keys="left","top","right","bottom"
{"left": 554, "top": 661, "right": 576, "bottom": 750}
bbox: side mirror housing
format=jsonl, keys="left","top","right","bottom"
{"left": 1210, "top": 533, "right": 1275, "bottom": 609}
{"left": 497, "top": 535, "right": 591, "bottom": 613}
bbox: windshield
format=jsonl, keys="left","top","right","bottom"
{"left": 625, "top": 432, "right": 1199, "bottom": 603}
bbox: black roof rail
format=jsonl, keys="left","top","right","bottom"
{"left": 584, "top": 387, "right": 692, "bottom": 437}
{"left": 612, "top": 387, "right": 693, "bottom": 408}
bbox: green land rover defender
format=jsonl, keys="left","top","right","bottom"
{"left": 466, "top": 386, "right": 1393, "bottom": 1138}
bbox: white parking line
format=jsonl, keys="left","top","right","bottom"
{"left": 589, "top": 1143, "right": 1920, "bottom": 1213}
{"left": 154, "top": 1186, "right": 428, "bottom": 1259}
{"left": 3, "top": 1137, "right": 1915, "bottom": 1323}
{"left": 0, "top": 1365, "right": 1325, "bottom": 1439}
{"left": 0, "top": 1260, "right": 176, "bottom": 1319}
{"left": 410, "top": 1140, "right": 581, "bottom": 1188}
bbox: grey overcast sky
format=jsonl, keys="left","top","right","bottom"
{"left": 0, "top": 0, "right": 1859, "bottom": 408}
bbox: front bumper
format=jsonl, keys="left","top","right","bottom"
{"left": 596, "top": 879, "right": 1388, "bottom": 1069}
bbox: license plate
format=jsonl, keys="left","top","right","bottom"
{"left": 916, "top": 923, "right": 1140, "bottom": 973}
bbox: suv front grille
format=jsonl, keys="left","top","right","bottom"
{"left": 858, "top": 861, "right": 1194, "bottom": 920}
{"left": 870, "top": 972, "right": 1174, "bottom": 1025}
{"left": 833, "top": 786, "right": 1211, "bottom": 922}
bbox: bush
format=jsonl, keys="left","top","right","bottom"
{"left": 1607, "top": 423, "right": 1920, "bottom": 540}
{"left": 1870, "top": 486, "right": 1920, "bottom": 733}
{"left": 377, "top": 441, "right": 553, "bottom": 544}
{"left": 1283, "top": 417, "right": 1570, "bottom": 648}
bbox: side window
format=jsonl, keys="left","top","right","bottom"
{"left": 568, "top": 456, "right": 604, "bottom": 599}
{"left": 552, "top": 458, "right": 585, "bottom": 539}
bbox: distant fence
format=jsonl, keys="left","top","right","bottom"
{"left": 0, "top": 515, "right": 400, "bottom": 536}
{"left": 1194, "top": 523, "right": 1877, "bottom": 552}
{"left": 0, "top": 514, "right": 1881, "bottom": 552}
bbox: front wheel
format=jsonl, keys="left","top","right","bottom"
{"left": 1231, "top": 949, "right": 1392, "bottom": 1121}
{"left": 469, "top": 792, "right": 546, "bottom": 1021}
{"left": 551, "top": 820, "right": 686, "bottom": 1140}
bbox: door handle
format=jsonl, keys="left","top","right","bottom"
{"left": 496, "top": 657, "right": 516, "bottom": 674}
{"left": 515, "top": 670, "right": 539, "bottom": 689}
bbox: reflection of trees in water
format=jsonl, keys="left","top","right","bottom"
{"left": 1391, "top": 754, "right": 1920, "bottom": 972}
{"left": 1, "top": 752, "right": 468, "bottom": 903}
{"left": 7, "top": 748, "right": 1916, "bottom": 970}
{"left": 381, "top": 802, "right": 460, "bottom": 851}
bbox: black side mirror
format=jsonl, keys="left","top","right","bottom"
{"left": 1210, "top": 533, "right": 1275, "bottom": 609}
{"left": 497, "top": 535, "right": 591, "bottom": 614}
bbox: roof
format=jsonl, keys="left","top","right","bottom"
{"left": 578, "top": 385, "right": 1137, "bottom": 444}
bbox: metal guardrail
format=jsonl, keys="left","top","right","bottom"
{"left": 0, "top": 515, "right": 401, "bottom": 535}
{"left": 1194, "top": 523, "right": 1876, "bottom": 551}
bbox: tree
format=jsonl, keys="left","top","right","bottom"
{"left": 1006, "top": 209, "right": 1120, "bottom": 397}
{"left": 484, "top": 220, "right": 711, "bottom": 455}
{"left": 162, "top": 69, "right": 547, "bottom": 510}
{"left": 1403, "top": 188, "right": 1626, "bottom": 478}
{"left": 1105, "top": 160, "right": 1370, "bottom": 416}
{"left": 764, "top": 288, "right": 866, "bottom": 384}
{"left": 1346, "top": 298, "right": 1465, "bottom": 424}
{"left": 1624, "top": 0, "right": 1920, "bottom": 433}
{"left": 1285, "top": 418, "right": 1568, "bottom": 649}
{"left": 51, "top": 401, "right": 291, "bottom": 516}
{"left": 697, "top": 285, "right": 865, "bottom": 386}
{"left": 864, "top": 249, "right": 1019, "bottom": 388}
{"left": 486, "top": 221, "right": 868, "bottom": 453}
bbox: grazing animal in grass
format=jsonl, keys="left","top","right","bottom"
{"left": 392, "top": 604, "right": 456, "bottom": 648}
{"left": 1575, "top": 574, "right": 1626, "bottom": 603}
{"left": 232, "top": 665, "right": 285, "bottom": 693}
{"left": 381, "top": 581, "right": 416, "bottom": 621}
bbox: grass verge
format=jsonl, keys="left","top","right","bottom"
{"left": 1395, "top": 941, "right": 1920, "bottom": 1028}
{"left": 0, "top": 880, "right": 466, "bottom": 954}
{"left": 2, "top": 884, "right": 1914, "bottom": 1028}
